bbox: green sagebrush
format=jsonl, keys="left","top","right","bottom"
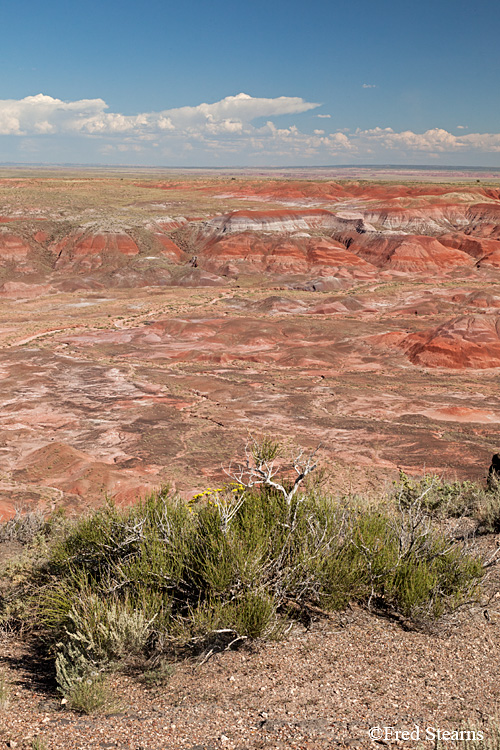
{"left": 0, "top": 477, "right": 484, "bottom": 696}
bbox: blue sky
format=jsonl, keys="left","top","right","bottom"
{"left": 1, "top": 0, "right": 500, "bottom": 166}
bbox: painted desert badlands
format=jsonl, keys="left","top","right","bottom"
{"left": 1, "top": 167, "right": 500, "bottom": 518}
{"left": 2, "top": 168, "right": 500, "bottom": 750}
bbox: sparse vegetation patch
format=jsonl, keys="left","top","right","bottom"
{"left": 0, "top": 455, "right": 486, "bottom": 703}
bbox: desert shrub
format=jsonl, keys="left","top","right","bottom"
{"left": 0, "top": 506, "right": 70, "bottom": 548}
{"left": 0, "top": 536, "right": 55, "bottom": 632}
{"left": 320, "top": 505, "right": 482, "bottom": 620}
{"left": 186, "top": 590, "right": 281, "bottom": 642}
{"left": 394, "top": 471, "right": 481, "bottom": 518}
{"left": 55, "top": 637, "right": 95, "bottom": 697}
{"left": 55, "top": 634, "right": 120, "bottom": 714}
{"left": 395, "top": 471, "right": 500, "bottom": 533}
{"left": 47, "top": 501, "right": 136, "bottom": 579}
{"left": 474, "top": 483, "right": 500, "bottom": 534}
{"left": 226, "top": 590, "right": 279, "bottom": 638}
{"left": 0, "top": 508, "right": 46, "bottom": 545}
{"left": 0, "top": 472, "right": 484, "bottom": 689}
{"left": 184, "top": 485, "right": 337, "bottom": 607}
{"left": 52, "top": 585, "right": 155, "bottom": 675}
{"left": 0, "top": 506, "right": 87, "bottom": 632}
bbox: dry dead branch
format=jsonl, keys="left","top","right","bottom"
{"left": 225, "top": 437, "right": 320, "bottom": 506}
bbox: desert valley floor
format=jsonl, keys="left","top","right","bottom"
{"left": 1, "top": 166, "right": 500, "bottom": 517}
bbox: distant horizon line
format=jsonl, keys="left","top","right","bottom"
{"left": 2, "top": 162, "right": 500, "bottom": 172}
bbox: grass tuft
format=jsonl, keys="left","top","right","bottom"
{"left": 64, "top": 673, "right": 118, "bottom": 715}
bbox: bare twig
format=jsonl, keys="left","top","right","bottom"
{"left": 224, "top": 437, "right": 321, "bottom": 507}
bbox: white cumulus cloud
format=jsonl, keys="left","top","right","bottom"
{"left": 353, "top": 127, "right": 500, "bottom": 154}
{"left": 0, "top": 92, "right": 319, "bottom": 138}
{"left": 2, "top": 93, "right": 500, "bottom": 164}
{"left": 0, "top": 93, "right": 108, "bottom": 135}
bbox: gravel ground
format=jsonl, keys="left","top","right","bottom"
{"left": 0, "top": 603, "right": 499, "bottom": 750}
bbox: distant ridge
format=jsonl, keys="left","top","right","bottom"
{"left": 2, "top": 162, "right": 500, "bottom": 172}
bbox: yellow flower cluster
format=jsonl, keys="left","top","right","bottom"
{"left": 189, "top": 484, "right": 245, "bottom": 503}
{"left": 190, "top": 487, "right": 224, "bottom": 502}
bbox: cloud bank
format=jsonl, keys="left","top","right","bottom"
{"left": 2, "top": 93, "right": 500, "bottom": 164}
{"left": 0, "top": 93, "right": 318, "bottom": 137}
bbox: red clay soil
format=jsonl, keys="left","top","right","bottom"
{"left": 141, "top": 177, "right": 500, "bottom": 202}
{"left": 348, "top": 234, "right": 474, "bottom": 273}
{"left": 202, "top": 234, "right": 377, "bottom": 277}
{"left": 397, "top": 315, "right": 500, "bottom": 368}
{"left": 0, "top": 232, "right": 33, "bottom": 262}
{"left": 153, "top": 234, "right": 184, "bottom": 260}
{"left": 52, "top": 232, "right": 139, "bottom": 272}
